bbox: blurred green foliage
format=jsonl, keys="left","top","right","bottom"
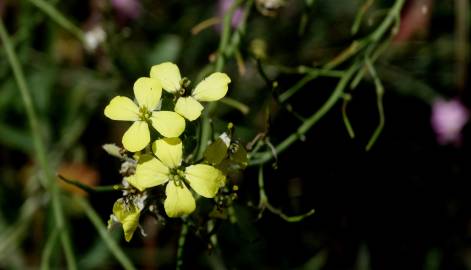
{"left": 0, "top": 0, "right": 469, "bottom": 269}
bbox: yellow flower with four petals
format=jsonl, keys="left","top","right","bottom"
{"left": 104, "top": 77, "right": 186, "bottom": 152}
{"left": 127, "top": 137, "right": 226, "bottom": 217}
{"left": 150, "top": 62, "right": 231, "bottom": 121}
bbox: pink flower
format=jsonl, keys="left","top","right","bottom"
{"left": 431, "top": 98, "right": 469, "bottom": 145}
{"left": 111, "top": 0, "right": 140, "bottom": 21}
{"left": 217, "top": 0, "right": 243, "bottom": 30}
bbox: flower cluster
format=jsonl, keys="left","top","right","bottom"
{"left": 104, "top": 62, "right": 235, "bottom": 241}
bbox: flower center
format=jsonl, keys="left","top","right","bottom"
{"left": 139, "top": 106, "right": 152, "bottom": 121}
{"left": 178, "top": 77, "right": 192, "bottom": 97}
{"left": 169, "top": 168, "right": 186, "bottom": 187}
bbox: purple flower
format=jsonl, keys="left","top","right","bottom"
{"left": 217, "top": 0, "right": 243, "bottom": 29}
{"left": 431, "top": 98, "right": 469, "bottom": 145}
{"left": 111, "top": 0, "right": 141, "bottom": 21}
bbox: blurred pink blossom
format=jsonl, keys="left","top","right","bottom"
{"left": 394, "top": 0, "right": 433, "bottom": 42}
{"left": 218, "top": 0, "right": 243, "bottom": 29}
{"left": 431, "top": 98, "right": 469, "bottom": 145}
{"left": 111, "top": 0, "right": 140, "bottom": 21}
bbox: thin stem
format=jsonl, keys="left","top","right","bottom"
{"left": 351, "top": 0, "right": 375, "bottom": 35}
{"left": 281, "top": 0, "right": 405, "bottom": 102}
{"left": 365, "top": 58, "right": 385, "bottom": 151}
{"left": 257, "top": 165, "right": 315, "bottom": 222}
{"left": 0, "top": 196, "right": 41, "bottom": 260}
{"left": 58, "top": 174, "right": 124, "bottom": 193}
{"left": 40, "top": 228, "right": 59, "bottom": 270}
{"left": 0, "top": 19, "right": 77, "bottom": 270}
{"left": 278, "top": 68, "right": 343, "bottom": 103}
{"left": 250, "top": 63, "right": 360, "bottom": 165}
{"left": 75, "top": 197, "right": 136, "bottom": 270}
{"left": 176, "top": 222, "right": 189, "bottom": 270}
{"left": 342, "top": 94, "right": 355, "bottom": 138}
{"left": 197, "top": 0, "right": 245, "bottom": 159}
{"left": 220, "top": 97, "right": 250, "bottom": 115}
{"left": 28, "top": 0, "right": 84, "bottom": 42}
{"left": 273, "top": 64, "right": 345, "bottom": 77}
{"left": 215, "top": 0, "right": 244, "bottom": 72}
{"left": 191, "top": 17, "right": 221, "bottom": 35}
{"left": 455, "top": 0, "right": 469, "bottom": 92}
{"left": 258, "top": 165, "right": 268, "bottom": 205}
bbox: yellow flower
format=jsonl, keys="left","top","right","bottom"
{"left": 127, "top": 138, "right": 226, "bottom": 217}
{"left": 104, "top": 77, "right": 186, "bottom": 152}
{"left": 108, "top": 190, "right": 147, "bottom": 242}
{"left": 150, "top": 62, "right": 231, "bottom": 121}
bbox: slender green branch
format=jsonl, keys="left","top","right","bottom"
{"left": 0, "top": 196, "right": 41, "bottom": 260}
{"left": 0, "top": 19, "right": 77, "bottom": 270}
{"left": 365, "top": 58, "right": 385, "bottom": 151}
{"left": 351, "top": 0, "right": 375, "bottom": 35}
{"left": 191, "top": 17, "right": 221, "bottom": 35}
{"left": 220, "top": 97, "right": 250, "bottom": 115}
{"left": 258, "top": 165, "right": 268, "bottom": 205}
{"left": 257, "top": 166, "right": 314, "bottom": 222}
{"left": 58, "top": 174, "right": 124, "bottom": 193}
{"left": 215, "top": 0, "right": 245, "bottom": 72}
{"left": 197, "top": 0, "right": 246, "bottom": 159}
{"left": 279, "top": 68, "right": 341, "bottom": 103}
{"left": 255, "top": 60, "right": 306, "bottom": 122}
{"left": 75, "top": 197, "right": 136, "bottom": 270}
{"left": 250, "top": 63, "right": 360, "bottom": 165}
{"left": 176, "top": 222, "right": 189, "bottom": 270}
{"left": 40, "top": 228, "right": 59, "bottom": 270}
{"left": 272, "top": 64, "right": 345, "bottom": 76}
{"left": 281, "top": 0, "right": 405, "bottom": 102}
{"left": 28, "top": 0, "right": 84, "bottom": 42}
{"left": 342, "top": 93, "right": 355, "bottom": 138}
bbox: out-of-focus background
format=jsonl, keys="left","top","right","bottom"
{"left": 1, "top": 0, "right": 470, "bottom": 269}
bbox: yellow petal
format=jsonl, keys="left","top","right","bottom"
{"left": 174, "top": 96, "right": 204, "bottom": 121}
{"left": 150, "top": 111, "right": 185, "bottom": 138}
{"left": 129, "top": 155, "right": 170, "bottom": 191}
{"left": 104, "top": 96, "right": 139, "bottom": 121}
{"left": 112, "top": 198, "right": 141, "bottom": 242}
{"left": 133, "top": 77, "right": 162, "bottom": 110}
{"left": 185, "top": 164, "right": 225, "bottom": 198}
{"left": 152, "top": 138, "right": 182, "bottom": 169}
{"left": 164, "top": 182, "right": 196, "bottom": 218}
{"left": 192, "top": 72, "right": 231, "bottom": 102}
{"left": 150, "top": 62, "right": 182, "bottom": 94}
{"left": 122, "top": 121, "right": 150, "bottom": 152}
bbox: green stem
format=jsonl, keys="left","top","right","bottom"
{"left": 258, "top": 165, "right": 268, "bottom": 205}
{"left": 257, "top": 165, "right": 315, "bottom": 222}
{"left": 40, "top": 228, "right": 59, "bottom": 270}
{"left": 28, "top": 0, "right": 84, "bottom": 42}
{"left": 0, "top": 196, "right": 41, "bottom": 261}
{"left": 279, "top": 68, "right": 345, "bottom": 102}
{"left": 0, "top": 19, "right": 77, "bottom": 270}
{"left": 250, "top": 63, "right": 359, "bottom": 165}
{"left": 58, "top": 174, "right": 124, "bottom": 193}
{"left": 365, "top": 58, "right": 385, "bottom": 151}
{"left": 176, "top": 223, "right": 189, "bottom": 270}
{"left": 281, "top": 0, "right": 405, "bottom": 102}
{"left": 197, "top": 0, "right": 245, "bottom": 159}
{"left": 215, "top": 0, "right": 244, "bottom": 72}
{"left": 351, "top": 0, "right": 375, "bottom": 35}
{"left": 75, "top": 197, "right": 136, "bottom": 270}
{"left": 220, "top": 97, "right": 250, "bottom": 115}
{"left": 342, "top": 94, "right": 355, "bottom": 138}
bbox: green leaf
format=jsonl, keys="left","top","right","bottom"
{"left": 147, "top": 35, "right": 182, "bottom": 66}
{"left": 230, "top": 142, "right": 248, "bottom": 169}
{"left": 204, "top": 137, "right": 228, "bottom": 165}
